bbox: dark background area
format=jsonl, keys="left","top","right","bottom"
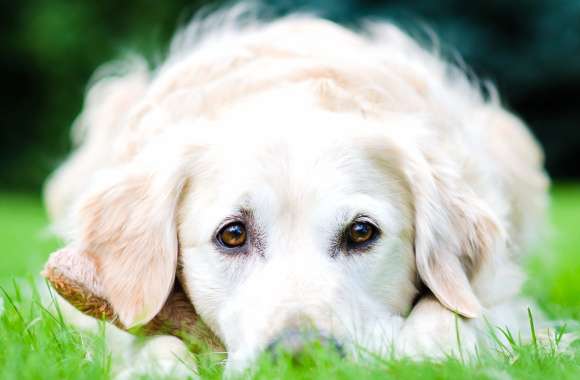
{"left": 1, "top": 0, "right": 579, "bottom": 192}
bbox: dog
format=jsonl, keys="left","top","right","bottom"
{"left": 43, "top": 8, "right": 549, "bottom": 378}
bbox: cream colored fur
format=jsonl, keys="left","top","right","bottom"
{"left": 44, "top": 8, "right": 549, "bottom": 377}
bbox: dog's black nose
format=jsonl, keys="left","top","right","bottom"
{"left": 266, "top": 329, "right": 344, "bottom": 358}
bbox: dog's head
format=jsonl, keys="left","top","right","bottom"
{"left": 44, "top": 105, "right": 501, "bottom": 370}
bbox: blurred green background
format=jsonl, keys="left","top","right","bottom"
{"left": 1, "top": 0, "right": 579, "bottom": 191}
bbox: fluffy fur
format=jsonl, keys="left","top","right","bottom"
{"left": 44, "top": 7, "right": 549, "bottom": 377}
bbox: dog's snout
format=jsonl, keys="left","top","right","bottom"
{"left": 266, "top": 329, "right": 344, "bottom": 357}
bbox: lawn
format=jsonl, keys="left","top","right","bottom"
{"left": 0, "top": 187, "right": 579, "bottom": 379}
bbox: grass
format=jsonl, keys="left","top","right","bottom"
{"left": 526, "top": 184, "right": 580, "bottom": 320}
{"left": 1, "top": 187, "right": 579, "bottom": 379}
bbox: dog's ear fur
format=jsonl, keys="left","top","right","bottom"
{"left": 45, "top": 146, "right": 189, "bottom": 329}
{"left": 77, "top": 154, "right": 186, "bottom": 328}
{"left": 43, "top": 247, "right": 208, "bottom": 338}
{"left": 43, "top": 247, "right": 117, "bottom": 325}
{"left": 368, "top": 134, "right": 503, "bottom": 318}
{"left": 407, "top": 153, "right": 501, "bottom": 318}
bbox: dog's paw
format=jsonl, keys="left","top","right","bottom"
{"left": 113, "top": 335, "right": 198, "bottom": 380}
{"left": 114, "top": 359, "right": 197, "bottom": 380}
{"left": 397, "top": 296, "right": 477, "bottom": 360}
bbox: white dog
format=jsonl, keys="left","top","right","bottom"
{"left": 43, "top": 8, "right": 549, "bottom": 378}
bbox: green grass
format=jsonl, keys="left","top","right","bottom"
{"left": 1, "top": 188, "right": 579, "bottom": 379}
{"left": 526, "top": 184, "right": 580, "bottom": 320}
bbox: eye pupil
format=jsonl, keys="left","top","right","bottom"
{"left": 219, "top": 222, "right": 247, "bottom": 248}
{"left": 348, "top": 221, "right": 375, "bottom": 244}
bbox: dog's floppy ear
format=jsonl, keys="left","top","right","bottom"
{"left": 78, "top": 153, "right": 186, "bottom": 328}
{"left": 46, "top": 148, "right": 187, "bottom": 329}
{"left": 407, "top": 152, "right": 502, "bottom": 318}
{"left": 368, "top": 133, "right": 503, "bottom": 318}
{"left": 43, "top": 247, "right": 210, "bottom": 339}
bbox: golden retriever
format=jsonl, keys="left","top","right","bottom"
{"left": 43, "top": 8, "right": 549, "bottom": 378}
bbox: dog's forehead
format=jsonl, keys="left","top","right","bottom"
{"left": 196, "top": 126, "right": 377, "bottom": 194}
{"left": 170, "top": 105, "right": 413, "bottom": 239}
{"left": 177, "top": 123, "right": 406, "bottom": 246}
{"left": 176, "top": 119, "right": 396, "bottom": 221}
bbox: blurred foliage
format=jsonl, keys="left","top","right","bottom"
{"left": 1, "top": 0, "right": 579, "bottom": 191}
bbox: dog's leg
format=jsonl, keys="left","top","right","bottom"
{"left": 113, "top": 335, "right": 196, "bottom": 380}
{"left": 397, "top": 295, "right": 478, "bottom": 359}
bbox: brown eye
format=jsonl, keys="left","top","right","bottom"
{"left": 347, "top": 221, "right": 376, "bottom": 246}
{"left": 218, "top": 222, "right": 247, "bottom": 248}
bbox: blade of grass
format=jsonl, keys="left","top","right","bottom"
{"left": 528, "top": 307, "right": 538, "bottom": 351}
{"left": 0, "top": 285, "right": 35, "bottom": 345}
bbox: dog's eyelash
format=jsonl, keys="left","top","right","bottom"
{"left": 329, "top": 214, "right": 381, "bottom": 257}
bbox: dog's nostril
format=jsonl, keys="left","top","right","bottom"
{"left": 266, "top": 329, "right": 344, "bottom": 358}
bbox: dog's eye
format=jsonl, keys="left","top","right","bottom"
{"left": 346, "top": 221, "right": 377, "bottom": 246}
{"left": 218, "top": 222, "right": 247, "bottom": 248}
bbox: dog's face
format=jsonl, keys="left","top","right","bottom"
{"left": 59, "top": 100, "right": 499, "bottom": 372}
{"left": 176, "top": 114, "right": 417, "bottom": 370}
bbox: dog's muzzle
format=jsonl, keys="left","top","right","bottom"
{"left": 266, "top": 329, "right": 345, "bottom": 358}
